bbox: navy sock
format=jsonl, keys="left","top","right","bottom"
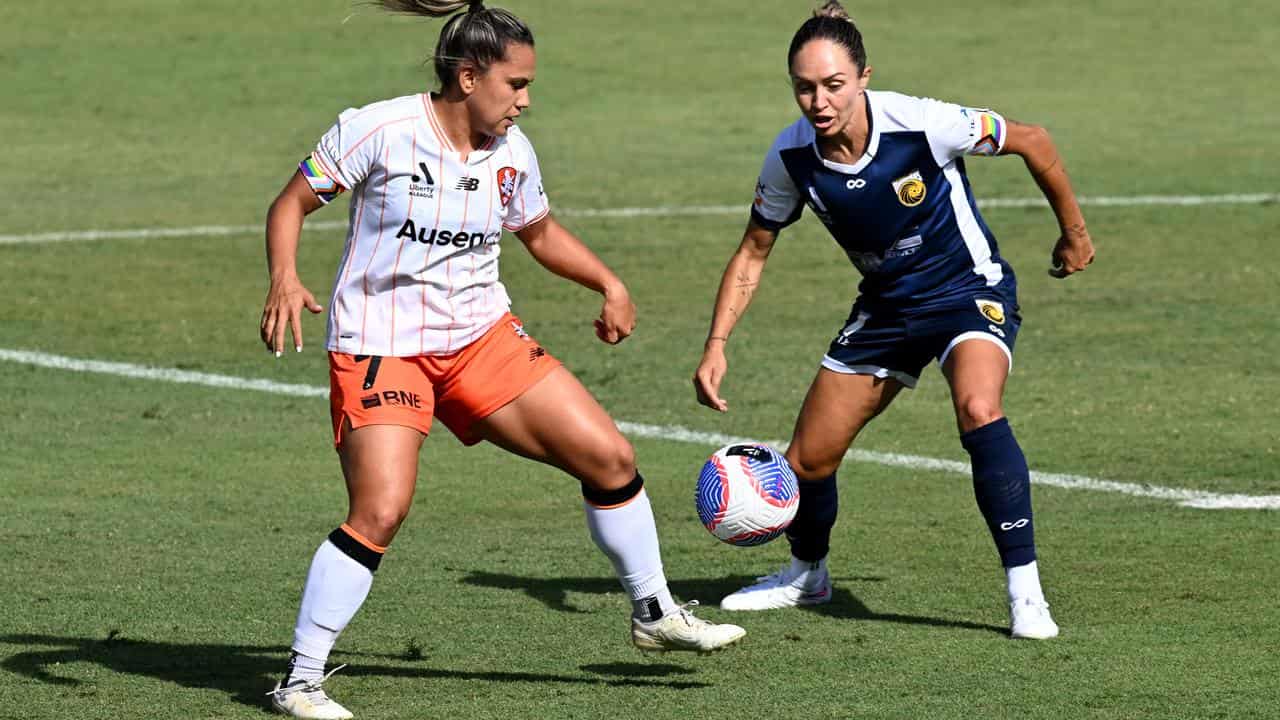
{"left": 785, "top": 473, "right": 838, "bottom": 562}
{"left": 961, "top": 417, "right": 1036, "bottom": 568}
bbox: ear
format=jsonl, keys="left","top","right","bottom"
{"left": 457, "top": 63, "right": 479, "bottom": 96}
{"left": 859, "top": 65, "right": 873, "bottom": 89}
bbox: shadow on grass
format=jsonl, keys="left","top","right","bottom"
{"left": 0, "top": 632, "right": 711, "bottom": 709}
{"left": 461, "top": 572, "right": 1006, "bottom": 636}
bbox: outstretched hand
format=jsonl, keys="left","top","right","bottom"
{"left": 594, "top": 287, "right": 636, "bottom": 344}
{"left": 1049, "top": 226, "right": 1095, "bottom": 279}
{"left": 260, "top": 276, "right": 323, "bottom": 356}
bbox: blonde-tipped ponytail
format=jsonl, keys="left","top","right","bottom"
{"left": 814, "top": 0, "right": 851, "bottom": 21}
{"left": 379, "top": 0, "right": 482, "bottom": 17}
{"left": 376, "top": 0, "right": 533, "bottom": 89}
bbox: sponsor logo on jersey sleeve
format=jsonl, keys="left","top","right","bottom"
{"left": 891, "top": 170, "right": 927, "bottom": 207}
{"left": 497, "top": 166, "right": 518, "bottom": 206}
{"left": 976, "top": 299, "right": 1006, "bottom": 324}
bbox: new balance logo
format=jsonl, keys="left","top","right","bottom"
{"left": 528, "top": 347, "right": 546, "bottom": 361}
{"left": 455, "top": 177, "right": 480, "bottom": 191}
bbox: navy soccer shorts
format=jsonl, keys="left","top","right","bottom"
{"left": 821, "top": 296, "right": 1021, "bottom": 387}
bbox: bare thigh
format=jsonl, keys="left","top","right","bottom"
{"left": 785, "top": 368, "right": 904, "bottom": 480}
{"left": 337, "top": 422, "right": 425, "bottom": 547}
{"left": 472, "top": 366, "right": 635, "bottom": 491}
{"left": 941, "top": 337, "right": 1010, "bottom": 433}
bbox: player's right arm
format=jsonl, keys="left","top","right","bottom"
{"left": 260, "top": 108, "right": 379, "bottom": 356}
{"left": 261, "top": 170, "right": 326, "bottom": 356}
{"left": 693, "top": 220, "right": 780, "bottom": 412}
{"left": 694, "top": 130, "right": 803, "bottom": 412}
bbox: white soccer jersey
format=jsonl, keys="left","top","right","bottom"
{"left": 301, "top": 93, "right": 550, "bottom": 356}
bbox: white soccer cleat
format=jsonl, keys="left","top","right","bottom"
{"left": 631, "top": 601, "right": 746, "bottom": 653}
{"left": 1009, "top": 597, "right": 1060, "bottom": 639}
{"left": 719, "top": 563, "right": 832, "bottom": 611}
{"left": 267, "top": 665, "right": 354, "bottom": 720}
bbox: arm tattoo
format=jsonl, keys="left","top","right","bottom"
{"left": 1031, "top": 153, "right": 1061, "bottom": 178}
{"left": 1006, "top": 118, "right": 1062, "bottom": 176}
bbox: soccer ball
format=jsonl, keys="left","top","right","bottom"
{"left": 695, "top": 443, "right": 799, "bottom": 546}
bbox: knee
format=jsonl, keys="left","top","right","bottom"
{"left": 956, "top": 396, "right": 1004, "bottom": 433}
{"left": 785, "top": 447, "right": 838, "bottom": 482}
{"left": 349, "top": 504, "right": 411, "bottom": 546}
{"left": 580, "top": 435, "right": 636, "bottom": 491}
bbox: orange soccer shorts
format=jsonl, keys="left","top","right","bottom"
{"left": 328, "top": 313, "right": 561, "bottom": 446}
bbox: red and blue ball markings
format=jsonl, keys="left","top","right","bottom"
{"left": 696, "top": 444, "right": 800, "bottom": 547}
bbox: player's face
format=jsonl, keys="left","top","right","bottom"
{"left": 789, "top": 40, "right": 870, "bottom": 138}
{"left": 463, "top": 42, "right": 535, "bottom": 137}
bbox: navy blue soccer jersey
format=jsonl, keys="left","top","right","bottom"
{"left": 751, "top": 90, "right": 1016, "bottom": 313}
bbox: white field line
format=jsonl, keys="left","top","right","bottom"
{"left": 2, "top": 348, "right": 1276, "bottom": 511}
{"left": 2, "top": 193, "right": 1277, "bottom": 245}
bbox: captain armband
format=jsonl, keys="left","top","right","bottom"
{"left": 300, "top": 156, "right": 344, "bottom": 204}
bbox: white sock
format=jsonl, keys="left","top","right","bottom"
{"left": 290, "top": 539, "right": 375, "bottom": 671}
{"left": 789, "top": 555, "right": 827, "bottom": 586}
{"left": 284, "top": 651, "right": 326, "bottom": 685}
{"left": 583, "top": 488, "right": 678, "bottom": 621}
{"left": 1006, "top": 560, "right": 1045, "bottom": 603}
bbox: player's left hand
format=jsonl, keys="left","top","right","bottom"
{"left": 595, "top": 285, "right": 636, "bottom": 344}
{"left": 1049, "top": 225, "right": 1095, "bottom": 279}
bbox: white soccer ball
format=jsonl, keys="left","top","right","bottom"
{"left": 695, "top": 443, "right": 799, "bottom": 546}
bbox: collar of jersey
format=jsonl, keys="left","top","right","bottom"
{"left": 422, "top": 92, "right": 506, "bottom": 165}
{"left": 810, "top": 89, "right": 881, "bottom": 176}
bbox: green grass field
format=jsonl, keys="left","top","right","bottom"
{"left": 2, "top": 2, "right": 1278, "bottom": 718}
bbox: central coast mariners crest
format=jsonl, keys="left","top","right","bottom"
{"left": 497, "top": 166, "right": 518, "bottom": 207}
{"left": 975, "top": 299, "right": 1006, "bottom": 324}
{"left": 891, "top": 170, "right": 926, "bottom": 207}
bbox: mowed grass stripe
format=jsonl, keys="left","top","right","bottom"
{"left": 4, "top": 347, "right": 1276, "bottom": 511}
{"left": 1, "top": 192, "right": 1276, "bottom": 245}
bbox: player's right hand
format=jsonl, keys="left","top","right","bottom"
{"left": 260, "top": 275, "right": 324, "bottom": 357}
{"left": 1048, "top": 226, "right": 1095, "bottom": 279}
{"left": 693, "top": 344, "right": 729, "bottom": 412}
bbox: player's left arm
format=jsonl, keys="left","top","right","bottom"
{"left": 515, "top": 215, "right": 635, "bottom": 345}
{"left": 1001, "top": 120, "right": 1095, "bottom": 278}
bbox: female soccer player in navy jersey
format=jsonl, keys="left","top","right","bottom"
{"left": 260, "top": 2, "right": 742, "bottom": 717}
{"left": 693, "top": 1, "right": 1094, "bottom": 639}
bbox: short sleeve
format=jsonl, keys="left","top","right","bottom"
{"left": 303, "top": 108, "right": 382, "bottom": 203}
{"left": 922, "top": 98, "right": 1008, "bottom": 166}
{"left": 502, "top": 138, "right": 551, "bottom": 232}
{"left": 749, "top": 143, "right": 803, "bottom": 232}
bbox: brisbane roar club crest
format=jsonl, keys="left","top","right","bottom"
{"left": 497, "top": 166, "right": 518, "bottom": 207}
{"left": 892, "top": 170, "right": 926, "bottom": 207}
{"left": 975, "top": 299, "right": 1006, "bottom": 324}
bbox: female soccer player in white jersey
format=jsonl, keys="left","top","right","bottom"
{"left": 260, "top": 2, "right": 743, "bottom": 717}
{"left": 693, "top": 1, "right": 1094, "bottom": 639}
